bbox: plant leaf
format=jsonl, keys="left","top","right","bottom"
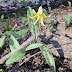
{"left": 6, "top": 17, "right": 10, "bottom": 30}
{"left": 0, "top": 69, "right": 3, "bottom": 71}
{"left": 5, "top": 50, "right": 26, "bottom": 66}
{"left": 69, "top": 57, "right": 72, "bottom": 61}
{"left": 5, "top": 31, "right": 20, "bottom": 38}
{"left": 20, "top": 17, "right": 27, "bottom": 23}
{"left": 48, "top": 7, "right": 52, "bottom": 12}
{"left": 59, "top": 5, "right": 66, "bottom": 7}
{"left": 65, "top": 16, "right": 71, "bottom": 27}
{"left": 16, "top": 29, "right": 28, "bottom": 37}
{"left": 49, "top": 28, "right": 56, "bottom": 32}
{"left": 27, "top": 7, "right": 39, "bottom": 41}
{"left": 0, "top": 36, "right": 6, "bottom": 48}
{"left": 5, "top": 35, "right": 26, "bottom": 66}
{"left": 9, "top": 35, "right": 20, "bottom": 51}
{"left": 68, "top": 14, "right": 72, "bottom": 20}
{"left": 40, "top": 45, "right": 56, "bottom": 72}
{"left": 68, "top": 1, "right": 71, "bottom": 7}
{"left": 25, "top": 42, "right": 43, "bottom": 51}
{"left": 50, "top": 20, "right": 57, "bottom": 26}
{"left": 0, "top": 21, "right": 3, "bottom": 26}
{"left": 1, "top": 14, "right": 4, "bottom": 20}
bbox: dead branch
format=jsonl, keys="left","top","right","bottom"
{"left": 19, "top": 51, "right": 42, "bottom": 66}
{"left": 0, "top": 35, "right": 35, "bottom": 64}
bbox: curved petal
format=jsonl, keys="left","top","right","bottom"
{"left": 29, "top": 15, "right": 38, "bottom": 19}
{"left": 42, "top": 13, "right": 48, "bottom": 18}
{"left": 33, "top": 15, "right": 39, "bottom": 25}
{"left": 37, "top": 6, "right": 42, "bottom": 15}
{"left": 39, "top": 16, "right": 45, "bottom": 26}
{"left": 32, "top": 9, "right": 37, "bottom": 15}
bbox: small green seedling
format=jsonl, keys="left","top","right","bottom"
{"left": 0, "top": 14, "right": 6, "bottom": 22}
{"left": 49, "top": 28, "right": 56, "bottom": 32}
{"left": 0, "top": 69, "right": 3, "bottom": 72}
{"left": 3, "top": 17, "right": 10, "bottom": 32}
{"left": 69, "top": 57, "right": 72, "bottom": 61}
{"left": 65, "top": 16, "right": 71, "bottom": 28}
{"left": 23, "top": 0, "right": 26, "bottom": 4}
{"left": 20, "top": 16, "right": 27, "bottom": 23}
{"left": 68, "top": 1, "right": 71, "bottom": 8}
{"left": 48, "top": 7, "right": 52, "bottom": 12}
{"left": 0, "top": 21, "right": 3, "bottom": 26}
{"left": 50, "top": 20, "right": 57, "bottom": 26}
{"left": 1, "top": 14, "right": 4, "bottom": 21}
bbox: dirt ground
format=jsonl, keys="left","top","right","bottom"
{"left": 0, "top": 6, "right": 72, "bottom": 72}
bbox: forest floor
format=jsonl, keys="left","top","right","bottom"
{"left": 0, "top": 5, "right": 72, "bottom": 72}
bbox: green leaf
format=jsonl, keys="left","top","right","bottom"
{"left": 65, "top": 16, "right": 71, "bottom": 27}
{"left": 5, "top": 50, "right": 26, "bottom": 66}
{"left": 15, "top": 28, "right": 21, "bottom": 31}
{"left": 1, "top": 14, "right": 4, "bottom": 20}
{"left": 5, "top": 35, "right": 26, "bottom": 66}
{"left": 69, "top": 57, "right": 72, "bottom": 61}
{"left": 6, "top": 17, "right": 10, "bottom": 31}
{"left": 0, "top": 69, "right": 3, "bottom": 71}
{"left": 59, "top": 5, "right": 66, "bottom": 7}
{"left": 0, "top": 21, "right": 3, "bottom": 26}
{"left": 9, "top": 35, "right": 20, "bottom": 51}
{"left": 68, "top": 1, "right": 71, "bottom": 7}
{"left": 49, "top": 28, "right": 56, "bottom": 32}
{"left": 16, "top": 29, "right": 28, "bottom": 37}
{"left": 27, "top": 7, "right": 39, "bottom": 41}
{"left": 50, "top": 20, "right": 57, "bottom": 26}
{"left": 48, "top": 7, "right": 52, "bottom": 12}
{"left": 0, "top": 36, "right": 6, "bottom": 48}
{"left": 23, "top": 0, "right": 26, "bottom": 4}
{"left": 69, "top": 7, "right": 72, "bottom": 8}
{"left": 25, "top": 42, "right": 43, "bottom": 51}
{"left": 5, "top": 31, "right": 20, "bottom": 38}
{"left": 40, "top": 45, "right": 56, "bottom": 72}
{"left": 68, "top": 14, "right": 72, "bottom": 20}
{"left": 20, "top": 17, "right": 27, "bottom": 23}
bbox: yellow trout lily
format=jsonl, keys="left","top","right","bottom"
{"left": 30, "top": 6, "right": 48, "bottom": 26}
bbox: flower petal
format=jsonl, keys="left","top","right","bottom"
{"left": 33, "top": 15, "right": 39, "bottom": 25}
{"left": 39, "top": 16, "right": 45, "bottom": 26}
{"left": 29, "top": 15, "right": 38, "bottom": 19}
{"left": 32, "top": 9, "right": 37, "bottom": 15}
{"left": 42, "top": 13, "right": 48, "bottom": 18}
{"left": 37, "top": 6, "right": 43, "bottom": 15}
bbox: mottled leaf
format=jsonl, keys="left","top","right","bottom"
{"left": 0, "top": 36, "right": 6, "bottom": 48}
{"left": 65, "top": 16, "right": 71, "bottom": 27}
{"left": 5, "top": 35, "right": 26, "bottom": 66}
{"left": 49, "top": 28, "right": 56, "bottom": 32}
{"left": 9, "top": 35, "right": 20, "bottom": 51}
{"left": 0, "top": 21, "right": 3, "bottom": 26}
{"left": 40, "top": 45, "right": 56, "bottom": 72}
{"left": 16, "top": 29, "right": 28, "bottom": 37}
{"left": 50, "top": 20, "right": 57, "bottom": 26}
{"left": 5, "top": 31, "right": 20, "bottom": 38}
{"left": 5, "top": 50, "right": 26, "bottom": 66}
{"left": 25, "top": 42, "right": 43, "bottom": 51}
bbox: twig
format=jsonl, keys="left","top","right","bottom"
{"left": 19, "top": 48, "right": 62, "bottom": 66}
{"left": 19, "top": 51, "right": 42, "bottom": 66}
{"left": 0, "top": 35, "right": 35, "bottom": 64}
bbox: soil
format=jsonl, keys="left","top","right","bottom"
{"left": 0, "top": 6, "right": 72, "bottom": 72}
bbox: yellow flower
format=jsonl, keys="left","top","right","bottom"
{"left": 30, "top": 6, "right": 48, "bottom": 26}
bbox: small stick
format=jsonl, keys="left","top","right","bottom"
{"left": 19, "top": 48, "right": 62, "bottom": 66}
{"left": 19, "top": 51, "right": 42, "bottom": 66}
